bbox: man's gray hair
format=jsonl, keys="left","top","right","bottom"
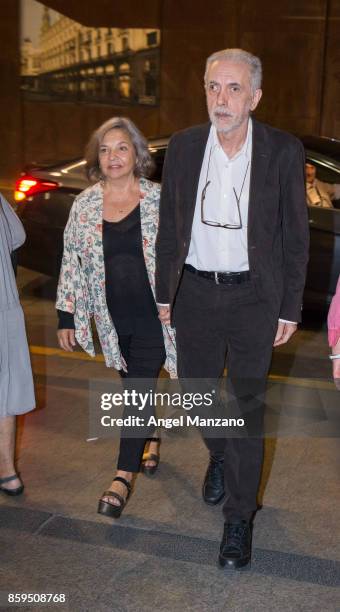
{"left": 85, "top": 116, "right": 154, "bottom": 181}
{"left": 204, "top": 48, "right": 262, "bottom": 92}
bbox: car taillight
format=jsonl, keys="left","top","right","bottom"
{"left": 14, "top": 175, "right": 59, "bottom": 202}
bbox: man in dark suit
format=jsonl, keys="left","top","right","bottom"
{"left": 156, "top": 48, "right": 309, "bottom": 569}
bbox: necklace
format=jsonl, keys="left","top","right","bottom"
{"left": 104, "top": 198, "right": 140, "bottom": 222}
{"left": 104, "top": 192, "right": 140, "bottom": 216}
{"left": 102, "top": 177, "right": 140, "bottom": 212}
{"left": 116, "top": 198, "right": 140, "bottom": 214}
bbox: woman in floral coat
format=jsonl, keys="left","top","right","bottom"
{"left": 56, "top": 117, "right": 176, "bottom": 518}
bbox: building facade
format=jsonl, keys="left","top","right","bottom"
{"left": 21, "top": 8, "right": 160, "bottom": 105}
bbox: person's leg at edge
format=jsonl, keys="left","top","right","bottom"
{"left": 0, "top": 416, "right": 22, "bottom": 491}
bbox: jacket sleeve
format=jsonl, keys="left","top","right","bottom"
{"left": 55, "top": 198, "right": 79, "bottom": 314}
{"left": 279, "top": 139, "right": 309, "bottom": 322}
{"left": 155, "top": 135, "right": 178, "bottom": 304}
{"left": 57, "top": 309, "right": 75, "bottom": 329}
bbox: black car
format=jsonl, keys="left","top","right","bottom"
{"left": 14, "top": 134, "right": 340, "bottom": 308}
{"left": 302, "top": 136, "right": 340, "bottom": 308}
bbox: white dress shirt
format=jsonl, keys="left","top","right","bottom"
{"left": 186, "top": 119, "right": 252, "bottom": 272}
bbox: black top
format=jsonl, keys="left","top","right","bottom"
{"left": 58, "top": 204, "right": 159, "bottom": 334}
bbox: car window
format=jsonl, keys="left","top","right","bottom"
{"left": 308, "top": 160, "right": 340, "bottom": 184}
{"left": 306, "top": 154, "right": 340, "bottom": 210}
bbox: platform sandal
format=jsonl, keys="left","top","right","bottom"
{"left": 97, "top": 476, "right": 132, "bottom": 519}
{"left": 141, "top": 437, "right": 160, "bottom": 477}
{"left": 0, "top": 474, "right": 24, "bottom": 496}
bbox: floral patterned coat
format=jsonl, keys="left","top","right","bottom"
{"left": 56, "top": 178, "right": 177, "bottom": 377}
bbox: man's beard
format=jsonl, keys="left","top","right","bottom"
{"left": 209, "top": 107, "right": 248, "bottom": 134}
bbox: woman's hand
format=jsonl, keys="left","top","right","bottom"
{"left": 158, "top": 305, "right": 171, "bottom": 326}
{"left": 57, "top": 329, "right": 76, "bottom": 351}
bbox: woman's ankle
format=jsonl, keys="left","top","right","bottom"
{"left": 115, "top": 470, "right": 133, "bottom": 482}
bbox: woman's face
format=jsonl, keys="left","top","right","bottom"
{"left": 98, "top": 128, "right": 136, "bottom": 181}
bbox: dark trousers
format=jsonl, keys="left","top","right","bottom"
{"left": 173, "top": 269, "right": 277, "bottom": 521}
{"left": 116, "top": 324, "right": 165, "bottom": 472}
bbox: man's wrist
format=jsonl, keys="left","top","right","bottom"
{"left": 157, "top": 303, "right": 170, "bottom": 308}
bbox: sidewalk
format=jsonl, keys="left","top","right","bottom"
{"left": 1, "top": 352, "right": 339, "bottom": 612}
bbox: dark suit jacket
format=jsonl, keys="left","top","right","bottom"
{"left": 155, "top": 118, "right": 309, "bottom": 323}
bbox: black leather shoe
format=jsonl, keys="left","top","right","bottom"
{"left": 218, "top": 519, "right": 252, "bottom": 569}
{"left": 202, "top": 455, "right": 225, "bottom": 505}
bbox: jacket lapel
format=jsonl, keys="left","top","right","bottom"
{"left": 248, "top": 119, "right": 271, "bottom": 239}
{"left": 185, "top": 123, "right": 211, "bottom": 224}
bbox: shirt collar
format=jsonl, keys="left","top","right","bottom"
{"left": 210, "top": 117, "right": 252, "bottom": 161}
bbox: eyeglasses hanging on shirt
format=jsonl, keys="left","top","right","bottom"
{"left": 200, "top": 146, "right": 250, "bottom": 230}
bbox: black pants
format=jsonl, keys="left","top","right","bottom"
{"left": 173, "top": 269, "right": 277, "bottom": 522}
{"left": 116, "top": 322, "right": 165, "bottom": 472}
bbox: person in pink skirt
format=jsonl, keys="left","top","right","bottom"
{"left": 328, "top": 275, "right": 340, "bottom": 390}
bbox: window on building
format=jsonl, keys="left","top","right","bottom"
{"left": 122, "top": 36, "right": 129, "bottom": 51}
{"left": 144, "top": 61, "right": 156, "bottom": 97}
{"left": 147, "top": 31, "right": 157, "bottom": 46}
{"left": 118, "top": 75, "right": 130, "bottom": 98}
{"left": 119, "top": 63, "right": 130, "bottom": 74}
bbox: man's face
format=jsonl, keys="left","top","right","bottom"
{"left": 205, "top": 59, "right": 262, "bottom": 134}
{"left": 305, "top": 163, "right": 316, "bottom": 183}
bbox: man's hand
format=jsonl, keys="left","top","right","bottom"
{"left": 57, "top": 329, "right": 76, "bottom": 351}
{"left": 158, "top": 305, "right": 171, "bottom": 326}
{"left": 273, "top": 320, "right": 297, "bottom": 347}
